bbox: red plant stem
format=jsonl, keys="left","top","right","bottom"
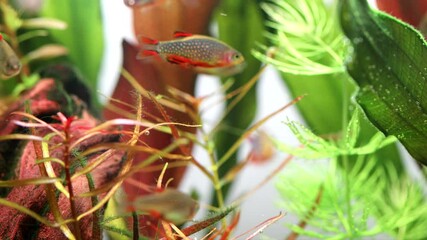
{"left": 146, "top": 92, "right": 214, "bottom": 181}
{"left": 29, "top": 120, "right": 71, "bottom": 238}
{"left": 286, "top": 185, "right": 324, "bottom": 240}
{"left": 219, "top": 212, "right": 240, "bottom": 240}
{"left": 63, "top": 121, "right": 82, "bottom": 240}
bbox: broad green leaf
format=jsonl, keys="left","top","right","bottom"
{"left": 41, "top": 0, "right": 104, "bottom": 102}
{"left": 212, "top": 0, "right": 266, "bottom": 205}
{"left": 340, "top": 0, "right": 427, "bottom": 165}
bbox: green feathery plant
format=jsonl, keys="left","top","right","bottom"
{"left": 274, "top": 111, "right": 426, "bottom": 239}
{"left": 254, "top": 0, "right": 427, "bottom": 238}
{"left": 276, "top": 109, "right": 397, "bottom": 160}
{"left": 276, "top": 157, "right": 427, "bottom": 239}
{"left": 253, "top": 0, "right": 346, "bottom": 75}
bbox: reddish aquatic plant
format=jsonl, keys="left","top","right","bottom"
{"left": 0, "top": 79, "right": 124, "bottom": 239}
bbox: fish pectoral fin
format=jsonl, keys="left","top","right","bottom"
{"left": 173, "top": 31, "right": 193, "bottom": 39}
{"left": 166, "top": 55, "right": 192, "bottom": 66}
{"left": 137, "top": 49, "right": 159, "bottom": 59}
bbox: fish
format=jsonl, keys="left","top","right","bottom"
{"left": 0, "top": 34, "right": 21, "bottom": 79}
{"left": 127, "top": 188, "right": 199, "bottom": 225}
{"left": 138, "top": 31, "right": 245, "bottom": 76}
{"left": 247, "top": 131, "right": 275, "bottom": 164}
{"left": 123, "top": 0, "right": 153, "bottom": 7}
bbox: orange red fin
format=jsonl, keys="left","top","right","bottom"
{"left": 166, "top": 55, "right": 192, "bottom": 65}
{"left": 173, "top": 31, "right": 193, "bottom": 38}
{"left": 142, "top": 49, "right": 158, "bottom": 56}
{"left": 140, "top": 36, "right": 159, "bottom": 45}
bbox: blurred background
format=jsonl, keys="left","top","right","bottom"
{"left": 99, "top": 1, "right": 302, "bottom": 238}
{"left": 98, "top": 0, "right": 392, "bottom": 238}
{"left": 2, "top": 0, "right": 426, "bottom": 238}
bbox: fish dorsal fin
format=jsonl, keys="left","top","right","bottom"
{"left": 140, "top": 36, "right": 159, "bottom": 45}
{"left": 173, "top": 31, "right": 193, "bottom": 38}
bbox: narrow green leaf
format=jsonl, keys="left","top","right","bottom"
{"left": 345, "top": 108, "right": 360, "bottom": 149}
{"left": 22, "top": 44, "right": 68, "bottom": 64}
{"left": 21, "top": 18, "right": 67, "bottom": 30}
{"left": 0, "top": 198, "right": 74, "bottom": 228}
{"left": 340, "top": 0, "right": 427, "bottom": 165}
{"left": 0, "top": 177, "right": 60, "bottom": 187}
{"left": 41, "top": 0, "right": 104, "bottom": 100}
{"left": 213, "top": 0, "right": 266, "bottom": 205}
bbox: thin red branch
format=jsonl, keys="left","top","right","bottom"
{"left": 62, "top": 116, "right": 82, "bottom": 240}
{"left": 286, "top": 185, "right": 324, "bottom": 240}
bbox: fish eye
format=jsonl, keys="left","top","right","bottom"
{"left": 232, "top": 53, "right": 243, "bottom": 61}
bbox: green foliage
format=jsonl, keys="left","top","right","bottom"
{"left": 41, "top": 0, "right": 104, "bottom": 101}
{"left": 0, "top": 2, "right": 22, "bottom": 31}
{"left": 253, "top": 0, "right": 349, "bottom": 134}
{"left": 0, "top": 2, "right": 69, "bottom": 95}
{"left": 277, "top": 158, "right": 427, "bottom": 239}
{"left": 254, "top": 0, "right": 346, "bottom": 75}
{"left": 253, "top": 0, "right": 427, "bottom": 238}
{"left": 340, "top": 0, "right": 427, "bottom": 165}
{"left": 213, "top": 0, "right": 266, "bottom": 205}
{"left": 276, "top": 109, "right": 397, "bottom": 159}
{"left": 254, "top": 0, "right": 402, "bottom": 167}
{"left": 10, "top": 73, "right": 39, "bottom": 96}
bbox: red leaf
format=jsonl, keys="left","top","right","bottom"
{"left": 376, "top": 0, "right": 427, "bottom": 27}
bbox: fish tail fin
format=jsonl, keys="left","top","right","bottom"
{"left": 137, "top": 36, "right": 160, "bottom": 59}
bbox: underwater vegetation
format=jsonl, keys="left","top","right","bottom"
{"left": 0, "top": 0, "right": 426, "bottom": 239}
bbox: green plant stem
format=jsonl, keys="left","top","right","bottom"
{"left": 208, "top": 147, "right": 226, "bottom": 224}
{"left": 341, "top": 70, "right": 354, "bottom": 235}
{"left": 132, "top": 211, "right": 139, "bottom": 240}
{"left": 75, "top": 153, "right": 101, "bottom": 240}
{"left": 342, "top": 155, "right": 354, "bottom": 235}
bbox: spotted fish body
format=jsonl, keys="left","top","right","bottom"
{"left": 0, "top": 34, "right": 21, "bottom": 79}
{"left": 138, "top": 32, "right": 245, "bottom": 76}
